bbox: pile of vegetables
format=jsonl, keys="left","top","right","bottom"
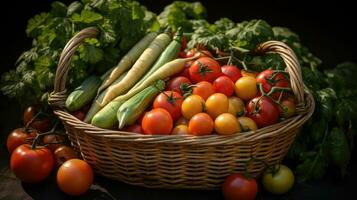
{"left": 2, "top": 0, "right": 357, "bottom": 185}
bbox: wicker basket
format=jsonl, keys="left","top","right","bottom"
{"left": 48, "top": 27, "right": 315, "bottom": 189}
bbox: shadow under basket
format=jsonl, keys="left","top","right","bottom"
{"left": 48, "top": 27, "right": 315, "bottom": 189}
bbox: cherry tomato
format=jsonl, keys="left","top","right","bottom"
{"left": 238, "top": 117, "right": 258, "bottom": 132}
{"left": 171, "top": 125, "right": 189, "bottom": 135}
{"left": 181, "top": 95, "right": 205, "bottom": 120}
{"left": 256, "top": 69, "right": 290, "bottom": 100}
{"left": 10, "top": 144, "right": 54, "bottom": 183}
{"left": 71, "top": 110, "right": 86, "bottom": 121}
{"left": 279, "top": 99, "right": 296, "bottom": 118}
{"left": 153, "top": 91, "right": 183, "bottom": 121}
{"left": 221, "top": 65, "right": 242, "bottom": 83}
{"left": 246, "top": 96, "right": 280, "bottom": 128}
{"left": 175, "top": 117, "right": 188, "bottom": 126}
{"left": 235, "top": 76, "right": 258, "bottom": 101}
{"left": 125, "top": 124, "right": 143, "bottom": 134}
{"left": 188, "top": 113, "right": 214, "bottom": 136}
{"left": 213, "top": 76, "right": 235, "bottom": 97}
{"left": 54, "top": 145, "right": 78, "bottom": 167}
{"left": 23, "top": 106, "right": 36, "bottom": 126}
{"left": 189, "top": 57, "right": 222, "bottom": 83}
{"left": 30, "top": 117, "right": 53, "bottom": 133}
{"left": 192, "top": 81, "right": 215, "bottom": 100}
{"left": 228, "top": 97, "right": 245, "bottom": 117}
{"left": 214, "top": 113, "right": 241, "bottom": 135}
{"left": 186, "top": 48, "right": 213, "bottom": 58}
{"left": 43, "top": 134, "right": 66, "bottom": 152}
{"left": 57, "top": 159, "right": 93, "bottom": 196}
{"left": 7, "top": 128, "right": 37, "bottom": 153}
{"left": 205, "top": 93, "right": 229, "bottom": 119}
{"left": 142, "top": 108, "right": 173, "bottom": 135}
{"left": 262, "top": 164, "right": 295, "bottom": 194}
{"left": 222, "top": 173, "right": 258, "bottom": 200}
{"left": 166, "top": 76, "right": 192, "bottom": 95}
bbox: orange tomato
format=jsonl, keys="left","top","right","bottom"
{"left": 214, "top": 113, "right": 241, "bottom": 135}
{"left": 188, "top": 113, "right": 214, "bottom": 136}
{"left": 235, "top": 76, "right": 258, "bottom": 101}
{"left": 192, "top": 81, "right": 215, "bottom": 100}
{"left": 142, "top": 108, "right": 173, "bottom": 135}
{"left": 205, "top": 93, "right": 229, "bottom": 119}
{"left": 172, "top": 125, "right": 189, "bottom": 135}
{"left": 181, "top": 95, "right": 205, "bottom": 120}
{"left": 56, "top": 159, "right": 93, "bottom": 196}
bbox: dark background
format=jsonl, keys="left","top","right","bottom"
{"left": 1, "top": 0, "right": 356, "bottom": 200}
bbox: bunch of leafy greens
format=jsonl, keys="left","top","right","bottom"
{"left": 1, "top": 0, "right": 356, "bottom": 182}
{"left": 1, "top": 0, "right": 159, "bottom": 109}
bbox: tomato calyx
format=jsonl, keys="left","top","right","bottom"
{"left": 162, "top": 91, "right": 182, "bottom": 106}
{"left": 179, "top": 83, "right": 192, "bottom": 98}
{"left": 265, "top": 164, "right": 282, "bottom": 177}
{"left": 194, "top": 61, "right": 214, "bottom": 77}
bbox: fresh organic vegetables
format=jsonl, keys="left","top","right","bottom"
{"left": 92, "top": 55, "right": 200, "bottom": 129}
{"left": 98, "top": 31, "right": 172, "bottom": 107}
{"left": 2, "top": 0, "right": 356, "bottom": 183}
{"left": 222, "top": 173, "right": 258, "bottom": 200}
{"left": 84, "top": 71, "right": 128, "bottom": 123}
{"left": 65, "top": 75, "right": 101, "bottom": 111}
{"left": 97, "top": 32, "right": 158, "bottom": 94}
{"left": 131, "top": 29, "right": 183, "bottom": 91}
{"left": 142, "top": 108, "right": 173, "bottom": 135}
{"left": 262, "top": 164, "right": 295, "bottom": 194}
{"left": 117, "top": 80, "right": 165, "bottom": 129}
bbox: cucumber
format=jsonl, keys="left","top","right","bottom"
{"left": 65, "top": 75, "right": 102, "bottom": 111}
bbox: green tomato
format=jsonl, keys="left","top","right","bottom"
{"left": 262, "top": 164, "right": 294, "bottom": 194}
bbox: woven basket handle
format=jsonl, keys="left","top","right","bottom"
{"left": 255, "top": 41, "right": 305, "bottom": 104}
{"left": 49, "top": 27, "right": 99, "bottom": 108}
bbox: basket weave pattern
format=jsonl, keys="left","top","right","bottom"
{"left": 48, "top": 27, "right": 315, "bottom": 189}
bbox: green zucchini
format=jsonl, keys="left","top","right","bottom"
{"left": 65, "top": 75, "right": 101, "bottom": 112}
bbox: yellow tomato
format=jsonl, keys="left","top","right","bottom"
{"left": 181, "top": 95, "right": 205, "bottom": 120}
{"left": 214, "top": 113, "right": 241, "bottom": 135}
{"left": 205, "top": 93, "right": 229, "bottom": 119}
{"left": 175, "top": 117, "right": 188, "bottom": 126}
{"left": 238, "top": 117, "right": 258, "bottom": 131}
{"left": 235, "top": 76, "right": 258, "bottom": 101}
{"left": 228, "top": 96, "right": 245, "bottom": 117}
{"left": 171, "top": 125, "right": 189, "bottom": 135}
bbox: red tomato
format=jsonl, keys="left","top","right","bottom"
{"left": 30, "top": 117, "right": 53, "bottom": 133}
{"left": 213, "top": 76, "right": 235, "bottom": 97}
{"left": 125, "top": 124, "right": 143, "bottom": 134}
{"left": 256, "top": 69, "right": 290, "bottom": 100}
{"left": 221, "top": 65, "right": 242, "bottom": 83}
{"left": 166, "top": 76, "right": 192, "bottom": 95}
{"left": 153, "top": 91, "right": 183, "bottom": 121}
{"left": 7, "top": 128, "right": 37, "bottom": 153}
{"left": 192, "top": 81, "right": 215, "bottom": 100}
{"left": 222, "top": 173, "right": 258, "bottom": 200}
{"left": 279, "top": 99, "right": 296, "bottom": 118}
{"left": 246, "top": 96, "right": 280, "bottom": 128}
{"left": 10, "top": 144, "right": 54, "bottom": 183}
{"left": 23, "top": 106, "right": 36, "bottom": 126}
{"left": 42, "top": 134, "right": 66, "bottom": 152}
{"left": 189, "top": 57, "right": 222, "bottom": 83}
{"left": 57, "top": 159, "right": 93, "bottom": 196}
{"left": 54, "top": 146, "right": 78, "bottom": 167}
{"left": 142, "top": 108, "right": 173, "bottom": 135}
{"left": 71, "top": 110, "right": 86, "bottom": 121}
{"left": 176, "top": 61, "right": 193, "bottom": 78}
